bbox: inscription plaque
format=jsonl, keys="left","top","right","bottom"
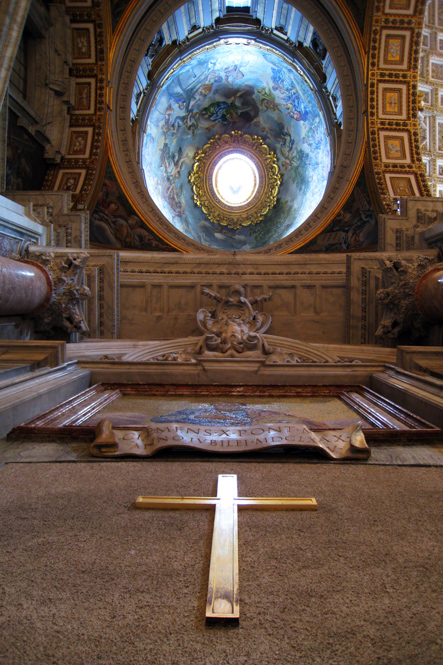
{"left": 91, "top": 420, "right": 370, "bottom": 460}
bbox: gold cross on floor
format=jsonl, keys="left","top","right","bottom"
{"left": 135, "top": 474, "right": 317, "bottom": 623}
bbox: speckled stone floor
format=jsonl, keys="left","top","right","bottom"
{"left": 1, "top": 438, "right": 443, "bottom": 465}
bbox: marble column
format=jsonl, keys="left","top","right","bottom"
{"left": 0, "top": 256, "right": 52, "bottom": 316}
{"left": 0, "top": 0, "right": 32, "bottom": 110}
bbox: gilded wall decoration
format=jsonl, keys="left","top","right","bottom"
{"left": 42, "top": 0, "right": 107, "bottom": 209}
{"left": 384, "top": 0, "right": 417, "bottom": 14}
{"left": 66, "top": 128, "right": 94, "bottom": 159}
{"left": 54, "top": 169, "right": 87, "bottom": 195}
{"left": 417, "top": 0, "right": 443, "bottom": 196}
{"left": 367, "top": 0, "right": 431, "bottom": 210}
{"left": 379, "top": 130, "right": 412, "bottom": 161}
{"left": 71, "top": 78, "right": 96, "bottom": 115}
{"left": 71, "top": 24, "right": 96, "bottom": 63}
{"left": 385, "top": 172, "right": 421, "bottom": 194}
{"left": 379, "top": 29, "right": 412, "bottom": 69}
{"left": 189, "top": 132, "right": 282, "bottom": 231}
{"left": 378, "top": 82, "right": 409, "bottom": 118}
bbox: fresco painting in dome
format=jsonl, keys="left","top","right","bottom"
{"left": 295, "top": 169, "right": 378, "bottom": 253}
{"left": 142, "top": 42, "right": 331, "bottom": 251}
{"left": 90, "top": 161, "right": 177, "bottom": 252}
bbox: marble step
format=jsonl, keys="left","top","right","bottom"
{"left": 0, "top": 364, "right": 30, "bottom": 383}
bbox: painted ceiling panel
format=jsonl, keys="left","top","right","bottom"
{"left": 141, "top": 39, "right": 331, "bottom": 250}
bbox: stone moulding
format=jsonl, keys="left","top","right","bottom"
{"left": 120, "top": 335, "right": 347, "bottom": 364}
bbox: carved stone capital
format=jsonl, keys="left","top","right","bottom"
{"left": 375, "top": 255, "right": 436, "bottom": 342}
{"left": 29, "top": 251, "right": 91, "bottom": 336}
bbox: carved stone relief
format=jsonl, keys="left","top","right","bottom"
{"left": 375, "top": 255, "right": 435, "bottom": 341}
{"left": 28, "top": 250, "right": 91, "bottom": 336}
{"left": 379, "top": 196, "right": 443, "bottom": 251}
{"left": 346, "top": 250, "right": 439, "bottom": 346}
{"left": 4, "top": 191, "right": 89, "bottom": 249}
{"left": 195, "top": 285, "right": 273, "bottom": 357}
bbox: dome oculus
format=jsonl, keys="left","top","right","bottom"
{"left": 212, "top": 154, "right": 259, "bottom": 207}
{"left": 189, "top": 131, "right": 281, "bottom": 230}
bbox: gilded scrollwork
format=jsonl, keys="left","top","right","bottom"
{"left": 189, "top": 131, "right": 281, "bottom": 230}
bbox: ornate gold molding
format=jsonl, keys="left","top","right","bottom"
{"left": 366, "top": 0, "right": 431, "bottom": 211}
{"left": 189, "top": 131, "right": 281, "bottom": 230}
{"left": 42, "top": 0, "right": 109, "bottom": 210}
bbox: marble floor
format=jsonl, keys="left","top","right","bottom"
{"left": 0, "top": 438, "right": 443, "bottom": 466}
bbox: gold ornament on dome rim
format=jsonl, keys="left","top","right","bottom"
{"left": 189, "top": 131, "right": 282, "bottom": 230}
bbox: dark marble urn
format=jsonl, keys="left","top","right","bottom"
{"left": 415, "top": 265, "right": 443, "bottom": 324}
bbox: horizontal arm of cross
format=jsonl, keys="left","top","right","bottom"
{"left": 134, "top": 496, "right": 317, "bottom": 510}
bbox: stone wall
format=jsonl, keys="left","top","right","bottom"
{"left": 119, "top": 253, "right": 347, "bottom": 343}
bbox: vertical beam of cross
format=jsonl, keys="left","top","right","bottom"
{"left": 206, "top": 474, "right": 239, "bottom": 620}
{"left": 135, "top": 474, "right": 317, "bottom": 623}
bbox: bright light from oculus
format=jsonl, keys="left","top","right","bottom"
{"left": 213, "top": 153, "right": 259, "bottom": 207}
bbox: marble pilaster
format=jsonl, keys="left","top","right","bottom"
{"left": 0, "top": 0, "right": 32, "bottom": 110}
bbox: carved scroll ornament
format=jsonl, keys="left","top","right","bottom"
{"left": 195, "top": 285, "right": 272, "bottom": 356}
{"left": 91, "top": 419, "right": 371, "bottom": 460}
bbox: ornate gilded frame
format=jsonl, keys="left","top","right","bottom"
{"left": 189, "top": 132, "right": 281, "bottom": 230}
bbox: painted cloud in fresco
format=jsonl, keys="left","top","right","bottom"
{"left": 142, "top": 41, "right": 331, "bottom": 251}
